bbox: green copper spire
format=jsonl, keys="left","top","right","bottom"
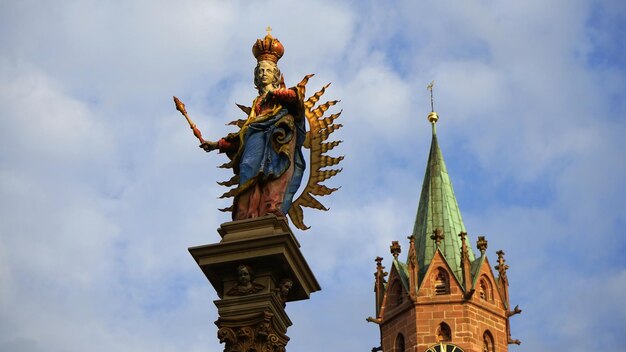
{"left": 411, "top": 115, "right": 475, "bottom": 283}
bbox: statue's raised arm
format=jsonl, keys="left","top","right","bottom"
{"left": 174, "top": 30, "right": 343, "bottom": 230}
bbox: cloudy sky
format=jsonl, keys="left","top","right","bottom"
{"left": 1, "top": 0, "right": 625, "bottom": 351}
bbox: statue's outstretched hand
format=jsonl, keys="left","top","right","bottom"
{"left": 200, "top": 140, "right": 218, "bottom": 152}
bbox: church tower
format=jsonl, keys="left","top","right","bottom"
{"left": 368, "top": 99, "right": 521, "bottom": 352}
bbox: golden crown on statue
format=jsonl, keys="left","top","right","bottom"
{"left": 252, "top": 27, "right": 284, "bottom": 63}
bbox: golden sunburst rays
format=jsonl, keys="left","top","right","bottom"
{"left": 288, "top": 75, "right": 343, "bottom": 230}
{"left": 215, "top": 75, "right": 343, "bottom": 229}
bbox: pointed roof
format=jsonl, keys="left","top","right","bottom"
{"left": 411, "top": 118, "right": 475, "bottom": 283}
{"left": 470, "top": 253, "right": 487, "bottom": 287}
{"left": 392, "top": 259, "right": 410, "bottom": 291}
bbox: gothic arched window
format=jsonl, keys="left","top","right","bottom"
{"left": 434, "top": 268, "right": 450, "bottom": 295}
{"left": 395, "top": 333, "right": 405, "bottom": 352}
{"left": 436, "top": 322, "right": 452, "bottom": 342}
{"left": 483, "top": 330, "right": 495, "bottom": 352}
{"left": 478, "top": 276, "right": 493, "bottom": 302}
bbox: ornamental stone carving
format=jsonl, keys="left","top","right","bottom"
{"left": 227, "top": 264, "right": 266, "bottom": 296}
{"left": 217, "top": 311, "right": 289, "bottom": 352}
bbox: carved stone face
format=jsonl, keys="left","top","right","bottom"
{"left": 238, "top": 266, "right": 251, "bottom": 285}
{"left": 256, "top": 61, "right": 277, "bottom": 86}
{"left": 280, "top": 280, "right": 292, "bottom": 291}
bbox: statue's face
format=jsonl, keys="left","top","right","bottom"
{"left": 256, "top": 61, "right": 276, "bottom": 86}
{"left": 238, "top": 266, "right": 251, "bottom": 285}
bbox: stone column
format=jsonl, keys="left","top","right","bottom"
{"left": 189, "top": 215, "right": 321, "bottom": 352}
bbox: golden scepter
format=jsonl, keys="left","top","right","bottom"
{"left": 173, "top": 96, "right": 206, "bottom": 144}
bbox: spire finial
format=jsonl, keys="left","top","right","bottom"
{"left": 430, "top": 228, "right": 444, "bottom": 247}
{"left": 426, "top": 80, "right": 439, "bottom": 125}
{"left": 266, "top": 26, "right": 273, "bottom": 37}
{"left": 390, "top": 241, "right": 401, "bottom": 259}
{"left": 495, "top": 250, "right": 509, "bottom": 279}
{"left": 476, "top": 236, "right": 488, "bottom": 254}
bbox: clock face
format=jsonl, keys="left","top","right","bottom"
{"left": 424, "top": 343, "right": 464, "bottom": 352}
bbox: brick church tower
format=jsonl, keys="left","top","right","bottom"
{"left": 368, "top": 108, "right": 521, "bottom": 352}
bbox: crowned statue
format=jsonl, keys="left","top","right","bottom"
{"left": 174, "top": 29, "right": 343, "bottom": 230}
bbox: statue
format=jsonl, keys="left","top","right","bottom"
{"left": 174, "top": 29, "right": 343, "bottom": 230}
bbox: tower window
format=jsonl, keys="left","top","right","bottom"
{"left": 434, "top": 268, "right": 450, "bottom": 295}
{"left": 483, "top": 330, "right": 494, "bottom": 352}
{"left": 478, "top": 276, "right": 493, "bottom": 302}
{"left": 436, "top": 322, "right": 452, "bottom": 342}
{"left": 395, "top": 333, "right": 405, "bottom": 352}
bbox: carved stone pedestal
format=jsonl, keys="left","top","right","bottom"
{"left": 189, "top": 215, "right": 321, "bottom": 352}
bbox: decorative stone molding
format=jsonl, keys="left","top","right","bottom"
{"left": 216, "top": 310, "right": 289, "bottom": 352}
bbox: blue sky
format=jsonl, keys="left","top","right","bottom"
{"left": 1, "top": 1, "right": 625, "bottom": 351}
